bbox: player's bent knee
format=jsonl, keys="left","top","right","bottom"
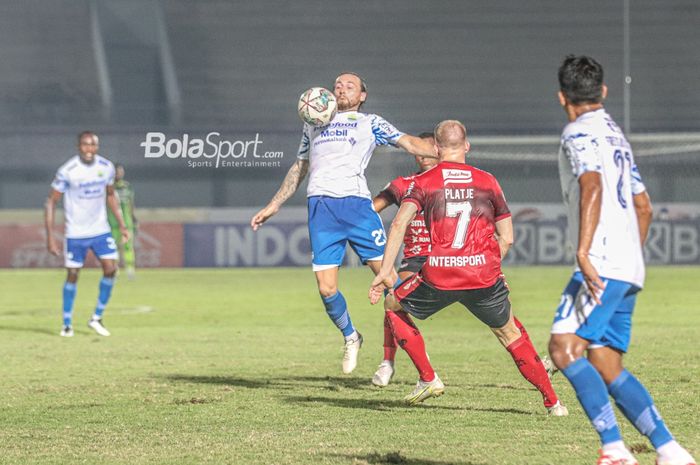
{"left": 103, "top": 264, "right": 117, "bottom": 278}
{"left": 491, "top": 321, "right": 521, "bottom": 347}
{"left": 548, "top": 334, "right": 586, "bottom": 370}
{"left": 66, "top": 268, "right": 80, "bottom": 283}
{"left": 317, "top": 284, "right": 338, "bottom": 298}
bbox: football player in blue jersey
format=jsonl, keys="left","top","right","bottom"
{"left": 45, "top": 131, "right": 130, "bottom": 337}
{"left": 251, "top": 72, "right": 434, "bottom": 374}
{"left": 548, "top": 56, "right": 695, "bottom": 465}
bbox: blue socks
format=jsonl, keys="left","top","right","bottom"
{"left": 62, "top": 282, "right": 77, "bottom": 326}
{"left": 94, "top": 277, "right": 115, "bottom": 319}
{"left": 607, "top": 369, "right": 674, "bottom": 448}
{"left": 561, "top": 358, "right": 622, "bottom": 445}
{"left": 322, "top": 291, "right": 355, "bottom": 337}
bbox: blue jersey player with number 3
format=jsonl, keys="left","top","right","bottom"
{"left": 45, "top": 131, "right": 130, "bottom": 338}
{"left": 547, "top": 56, "right": 696, "bottom": 465}
{"left": 251, "top": 72, "right": 434, "bottom": 375}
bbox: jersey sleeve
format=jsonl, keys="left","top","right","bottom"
{"left": 376, "top": 178, "right": 403, "bottom": 206}
{"left": 107, "top": 162, "right": 116, "bottom": 186}
{"left": 370, "top": 115, "right": 405, "bottom": 147}
{"left": 297, "top": 124, "right": 311, "bottom": 160}
{"left": 402, "top": 178, "right": 424, "bottom": 211}
{"left": 491, "top": 177, "right": 511, "bottom": 221}
{"left": 50, "top": 167, "right": 69, "bottom": 193}
{"left": 630, "top": 160, "right": 646, "bottom": 195}
{"left": 562, "top": 131, "right": 603, "bottom": 178}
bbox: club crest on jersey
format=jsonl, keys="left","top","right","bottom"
{"left": 442, "top": 169, "right": 472, "bottom": 186}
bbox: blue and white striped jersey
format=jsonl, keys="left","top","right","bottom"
{"left": 297, "top": 111, "right": 404, "bottom": 199}
{"left": 558, "top": 109, "right": 646, "bottom": 288}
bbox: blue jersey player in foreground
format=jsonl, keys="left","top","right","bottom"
{"left": 251, "top": 72, "right": 434, "bottom": 374}
{"left": 547, "top": 56, "right": 696, "bottom": 465}
{"left": 45, "top": 131, "right": 130, "bottom": 337}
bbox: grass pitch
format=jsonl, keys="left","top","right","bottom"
{"left": 0, "top": 267, "right": 698, "bottom": 465}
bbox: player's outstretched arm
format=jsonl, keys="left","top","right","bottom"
{"left": 106, "top": 185, "right": 130, "bottom": 243}
{"left": 369, "top": 201, "right": 418, "bottom": 304}
{"left": 251, "top": 158, "right": 309, "bottom": 231}
{"left": 577, "top": 171, "right": 604, "bottom": 303}
{"left": 395, "top": 135, "right": 438, "bottom": 159}
{"left": 495, "top": 216, "right": 514, "bottom": 259}
{"left": 372, "top": 194, "right": 392, "bottom": 213}
{"left": 44, "top": 189, "right": 63, "bottom": 256}
{"left": 633, "top": 191, "right": 653, "bottom": 245}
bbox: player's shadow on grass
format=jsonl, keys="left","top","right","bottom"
{"left": 285, "top": 395, "right": 534, "bottom": 415}
{"left": 326, "top": 451, "right": 485, "bottom": 465}
{"left": 164, "top": 374, "right": 382, "bottom": 391}
{"left": 166, "top": 374, "right": 274, "bottom": 389}
{"left": 0, "top": 325, "right": 58, "bottom": 336}
{"left": 464, "top": 382, "right": 532, "bottom": 392}
{"left": 285, "top": 395, "right": 464, "bottom": 412}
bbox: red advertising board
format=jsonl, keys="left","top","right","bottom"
{"left": 0, "top": 223, "right": 183, "bottom": 268}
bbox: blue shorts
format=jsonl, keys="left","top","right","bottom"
{"left": 550, "top": 271, "right": 640, "bottom": 352}
{"left": 307, "top": 196, "right": 386, "bottom": 270}
{"left": 64, "top": 233, "right": 119, "bottom": 268}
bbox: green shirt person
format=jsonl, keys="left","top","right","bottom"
{"left": 107, "top": 164, "right": 137, "bottom": 278}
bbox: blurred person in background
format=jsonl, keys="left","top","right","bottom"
{"left": 45, "top": 131, "right": 129, "bottom": 337}
{"left": 108, "top": 164, "right": 137, "bottom": 279}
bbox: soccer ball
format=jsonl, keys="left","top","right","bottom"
{"left": 298, "top": 87, "right": 337, "bottom": 127}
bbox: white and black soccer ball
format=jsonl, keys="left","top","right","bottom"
{"left": 297, "top": 87, "right": 337, "bottom": 127}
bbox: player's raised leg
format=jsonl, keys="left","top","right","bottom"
{"left": 315, "top": 267, "right": 362, "bottom": 374}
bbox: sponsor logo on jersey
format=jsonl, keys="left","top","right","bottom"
{"left": 442, "top": 169, "right": 472, "bottom": 185}
{"left": 429, "top": 254, "right": 486, "bottom": 267}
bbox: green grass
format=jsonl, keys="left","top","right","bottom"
{"left": 0, "top": 267, "right": 698, "bottom": 465}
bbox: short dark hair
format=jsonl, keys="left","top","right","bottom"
{"left": 77, "top": 131, "right": 97, "bottom": 143}
{"left": 558, "top": 55, "right": 604, "bottom": 104}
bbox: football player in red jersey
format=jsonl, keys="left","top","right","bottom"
{"left": 370, "top": 132, "right": 437, "bottom": 387}
{"left": 369, "top": 120, "right": 567, "bottom": 414}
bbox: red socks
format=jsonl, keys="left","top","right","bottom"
{"left": 383, "top": 313, "right": 397, "bottom": 361}
{"left": 385, "top": 310, "right": 434, "bottom": 382}
{"left": 506, "top": 319, "right": 559, "bottom": 408}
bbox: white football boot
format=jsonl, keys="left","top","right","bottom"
{"left": 60, "top": 326, "right": 74, "bottom": 337}
{"left": 88, "top": 318, "right": 111, "bottom": 336}
{"left": 404, "top": 374, "right": 445, "bottom": 405}
{"left": 371, "top": 360, "right": 395, "bottom": 387}
{"left": 656, "top": 444, "right": 696, "bottom": 465}
{"left": 546, "top": 400, "right": 569, "bottom": 416}
{"left": 596, "top": 447, "right": 639, "bottom": 465}
{"left": 342, "top": 332, "right": 362, "bottom": 374}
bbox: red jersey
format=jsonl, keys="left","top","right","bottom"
{"left": 377, "top": 174, "right": 431, "bottom": 258}
{"left": 403, "top": 161, "right": 511, "bottom": 290}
